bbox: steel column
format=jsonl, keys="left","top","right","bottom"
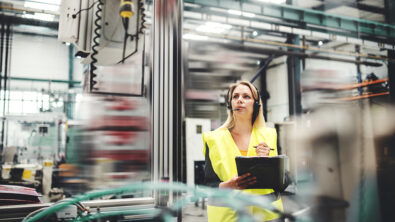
{"left": 0, "top": 18, "right": 4, "bottom": 153}
{"left": 0, "top": 21, "right": 11, "bottom": 153}
{"left": 67, "top": 44, "right": 74, "bottom": 119}
{"left": 389, "top": 51, "right": 395, "bottom": 104}
{"left": 287, "top": 34, "right": 302, "bottom": 115}
{"left": 376, "top": 2, "right": 395, "bottom": 222}
{"left": 151, "top": 0, "right": 184, "bottom": 209}
{"left": 386, "top": 0, "right": 395, "bottom": 104}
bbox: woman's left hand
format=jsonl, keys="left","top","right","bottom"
{"left": 255, "top": 142, "right": 271, "bottom": 157}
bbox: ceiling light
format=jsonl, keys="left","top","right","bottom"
{"left": 252, "top": 31, "right": 258, "bottom": 36}
{"left": 34, "top": 0, "right": 61, "bottom": 4}
{"left": 228, "top": 9, "right": 242, "bottom": 16}
{"left": 24, "top": 2, "right": 59, "bottom": 12}
{"left": 196, "top": 22, "right": 232, "bottom": 34}
{"left": 183, "top": 34, "right": 209, "bottom": 41}
{"left": 242, "top": 12, "right": 256, "bottom": 18}
{"left": 258, "top": 0, "right": 286, "bottom": 4}
{"left": 318, "top": 41, "right": 323, "bottom": 46}
{"left": 228, "top": 9, "right": 255, "bottom": 18}
{"left": 22, "top": 13, "right": 55, "bottom": 21}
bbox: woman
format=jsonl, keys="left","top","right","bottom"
{"left": 203, "top": 81, "right": 283, "bottom": 221}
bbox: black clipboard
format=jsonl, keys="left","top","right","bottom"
{"left": 235, "top": 155, "right": 288, "bottom": 190}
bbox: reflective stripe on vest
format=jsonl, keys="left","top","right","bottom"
{"left": 207, "top": 192, "right": 280, "bottom": 207}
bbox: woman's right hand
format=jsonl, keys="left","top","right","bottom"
{"left": 219, "top": 173, "right": 256, "bottom": 189}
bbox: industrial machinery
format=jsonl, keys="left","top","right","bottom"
{"left": 0, "top": 185, "right": 44, "bottom": 206}
{"left": 58, "top": 0, "right": 147, "bottom": 95}
{"left": 0, "top": 113, "right": 67, "bottom": 196}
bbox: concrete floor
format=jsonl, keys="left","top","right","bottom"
{"left": 182, "top": 200, "right": 208, "bottom": 222}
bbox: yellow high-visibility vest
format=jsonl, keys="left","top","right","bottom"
{"left": 203, "top": 127, "right": 284, "bottom": 222}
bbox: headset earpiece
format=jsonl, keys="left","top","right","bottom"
{"left": 252, "top": 86, "right": 261, "bottom": 123}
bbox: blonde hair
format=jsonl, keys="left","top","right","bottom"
{"left": 219, "top": 81, "right": 266, "bottom": 130}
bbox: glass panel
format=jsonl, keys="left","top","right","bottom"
{"left": 8, "top": 100, "right": 23, "bottom": 114}
{"left": 23, "top": 91, "right": 38, "bottom": 101}
{"left": 22, "top": 101, "right": 38, "bottom": 113}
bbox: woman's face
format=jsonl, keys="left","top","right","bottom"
{"left": 231, "top": 84, "right": 254, "bottom": 116}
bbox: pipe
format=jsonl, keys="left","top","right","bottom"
{"left": 184, "top": 29, "right": 389, "bottom": 65}
{"left": 339, "top": 92, "right": 389, "bottom": 101}
{"left": 218, "top": 43, "right": 383, "bottom": 67}
{"left": 250, "top": 54, "right": 274, "bottom": 84}
{"left": 0, "top": 14, "right": 58, "bottom": 30}
{"left": 9, "top": 76, "right": 81, "bottom": 85}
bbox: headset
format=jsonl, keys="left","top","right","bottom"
{"left": 226, "top": 84, "right": 261, "bottom": 123}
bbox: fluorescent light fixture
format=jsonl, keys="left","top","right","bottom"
{"left": 228, "top": 9, "right": 256, "bottom": 18}
{"left": 183, "top": 33, "right": 209, "bottom": 41}
{"left": 242, "top": 12, "right": 256, "bottom": 17}
{"left": 22, "top": 13, "right": 55, "bottom": 21}
{"left": 228, "top": 9, "right": 242, "bottom": 16}
{"left": 24, "top": 2, "right": 59, "bottom": 12}
{"left": 196, "top": 22, "right": 232, "bottom": 34}
{"left": 258, "top": 0, "right": 286, "bottom": 4}
{"left": 34, "top": 0, "right": 61, "bottom": 4}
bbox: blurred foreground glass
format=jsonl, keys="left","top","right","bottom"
{"left": 63, "top": 95, "right": 150, "bottom": 196}
{"left": 283, "top": 103, "right": 395, "bottom": 222}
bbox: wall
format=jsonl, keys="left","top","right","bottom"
{"left": 185, "top": 118, "right": 210, "bottom": 187}
{"left": 9, "top": 33, "right": 83, "bottom": 92}
{"left": 266, "top": 56, "right": 289, "bottom": 123}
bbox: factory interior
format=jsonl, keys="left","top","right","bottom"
{"left": 0, "top": 0, "right": 394, "bottom": 221}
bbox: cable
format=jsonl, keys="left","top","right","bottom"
{"left": 119, "top": 0, "right": 135, "bottom": 63}
{"left": 22, "top": 207, "right": 49, "bottom": 222}
{"left": 117, "top": 0, "right": 146, "bottom": 64}
{"left": 118, "top": 38, "right": 138, "bottom": 64}
{"left": 138, "top": 0, "right": 146, "bottom": 35}
{"left": 89, "top": 0, "right": 104, "bottom": 91}
{"left": 121, "top": 18, "right": 131, "bottom": 63}
{"left": 72, "top": 1, "right": 99, "bottom": 19}
{"left": 25, "top": 182, "right": 290, "bottom": 222}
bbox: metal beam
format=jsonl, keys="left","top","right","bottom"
{"left": 0, "top": 14, "right": 58, "bottom": 30}
{"left": 9, "top": 76, "right": 81, "bottom": 85}
{"left": 217, "top": 42, "right": 383, "bottom": 67}
{"left": 184, "top": 0, "right": 395, "bottom": 41}
{"left": 12, "top": 30, "right": 57, "bottom": 38}
{"left": 314, "top": 1, "right": 384, "bottom": 14}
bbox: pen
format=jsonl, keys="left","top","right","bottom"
{"left": 253, "top": 145, "right": 274, "bottom": 150}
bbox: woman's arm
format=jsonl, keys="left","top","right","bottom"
{"left": 204, "top": 143, "right": 256, "bottom": 189}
